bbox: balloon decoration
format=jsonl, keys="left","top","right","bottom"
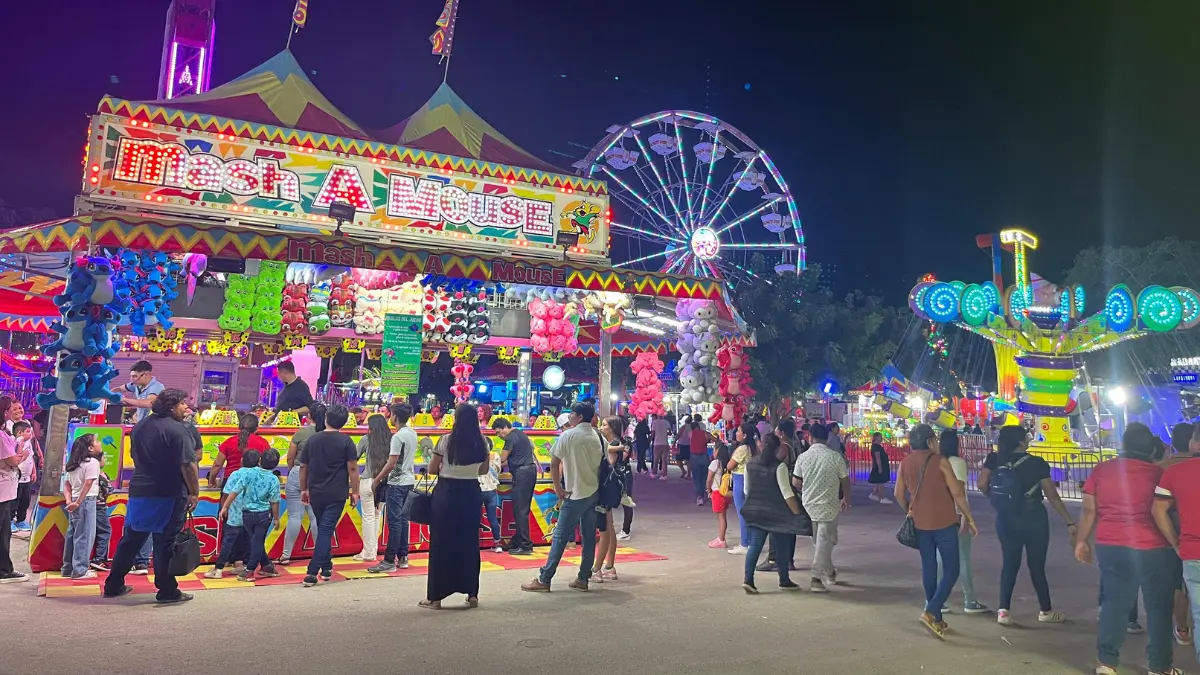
{"left": 710, "top": 343, "right": 755, "bottom": 427}
{"left": 675, "top": 299, "right": 721, "bottom": 406}
{"left": 38, "top": 256, "right": 129, "bottom": 410}
{"left": 450, "top": 360, "right": 474, "bottom": 404}
{"left": 629, "top": 351, "right": 667, "bottom": 420}
{"left": 529, "top": 298, "right": 579, "bottom": 359}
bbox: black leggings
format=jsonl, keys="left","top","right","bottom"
{"left": 13, "top": 483, "right": 31, "bottom": 523}
{"left": 997, "top": 504, "right": 1052, "bottom": 611}
{"left": 621, "top": 473, "right": 633, "bottom": 534}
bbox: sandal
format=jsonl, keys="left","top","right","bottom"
{"left": 418, "top": 599, "right": 442, "bottom": 610}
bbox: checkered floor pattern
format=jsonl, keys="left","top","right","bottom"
{"left": 37, "top": 547, "right": 668, "bottom": 598}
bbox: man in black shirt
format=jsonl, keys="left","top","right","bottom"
{"left": 273, "top": 361, "right": 314, "bottom": 417}
{"left": 103, "top": 388, "right": 200, "bottom": 602}
{"left": 299, "top": 404, "right": 360, "bottom": 587}
{"left": 493, "top": 418, "right": 538, "bottom": 555}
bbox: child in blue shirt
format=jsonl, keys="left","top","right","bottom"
{"left": 204, "top": 450, "right": 259, "bottom": 579}
{"left": 220, "top": 449, "right": 282, "bottom": 581}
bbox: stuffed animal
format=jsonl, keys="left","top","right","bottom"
{"left": 37, "top": 352, "right": 90, "bottom": 410}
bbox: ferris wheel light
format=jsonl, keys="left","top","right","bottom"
{"left": 690, "top": 227, "right": 721, "bottom": 260}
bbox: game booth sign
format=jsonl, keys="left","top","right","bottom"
{"left": 8, "top": 50, "right": 746, "bottom": 574}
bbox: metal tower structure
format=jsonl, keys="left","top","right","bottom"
{"left": 157, "top": 0, "right": 216, "bottom": 100}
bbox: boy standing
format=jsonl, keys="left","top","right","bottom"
{"left": 299, "top": 405, "right": 360, "bottom": 587}
{"left": 12, "top": 421, "right": 36, "bottom": 536}
{"left": 220, "top": 449, "right": 282, "bottom": 581}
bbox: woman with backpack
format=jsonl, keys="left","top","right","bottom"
{"left": 592, "top": 416, "right": 630, "bottom": 581}
{"left": 979, "top": 425, "right": 1077, "bottom": 626}
{"left": 740, "top": 433, "right": 810, "bottom": 593}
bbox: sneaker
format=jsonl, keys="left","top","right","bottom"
{"left": 521, "top": 578, "right": 551, "bottom": 593}
{"left": 707, "top": 538, "right": 727, "bottom": 549}
{"left": 277, "top": 557, "right": 292, "bottom": 566}
{"left": 71, "top": 570, "right": 98, "bottom": 580}
{"left": 1148, "top": 668, "right": 1185, "bottom": 675}
{"left": 779, "top": 581, "right": 801, "bottom": 591}
{"left": 1175, "top": 626, "right": 1193, "bottom": 646}
{"left": 809, "top": 577, "right": 828, "bottom": 593}
{"left": 727, "top": 545, "right": 748, "bottom": 555}
{"left": 868, "top": 493, "right": 880, "bottom": 501}
{"left": 232, "top": 564, "right": 247, "bottom": 576}
{"left": 997, "top": 609, "right": 1014, "bottom": 626}
{"left": 659, "top": 475, "right": 668, "bottom": 481}
{"left": 14, "top": 521, "right": 31, "bottom": 532}
{"left": 620, "top": 495, "right": 636, "bottom": 508}
{"left": 202, "top": 568, "right": 223, "bottom": 579}
{"left": 236, "top": 573, "right": 254, "bottom": 582}
{"left": 1128, "top": 620, "right": 1145, "bottom": 634}
{"left": 1038, "top": 611, "right": 1066, "bottom": 623}
{"left": 589, "top": 569, "right": 604, "bottom": 583}
{"left": 397, "top": 557, "right": 410, "bottom": 569}
{"left": 568, "top": 579, "right": 589, "bottom": 592}
{"left": 756, "top": 561, "right": 778, "bottom": 572}
{"left": 880, "top": 497, "right": 894, "bottom": 504}
{"left": 368, "top": 560, "right": 397, "bottom": 573}
{"left": 131, "top": 564, "right": 150, "bottom": 576}
{"left": 919, "top": 612, "right": 947, "bottom": 640}
{"left": 60, "top": 568, "right": 71, "bottom": 577}
{"left": 1093, "top": 665, "right": 1117, "bottom": 675}
{"left": 319, "top": 571, "right": 332, "bottom": 582}
{"left": 102, "top": 584, "right": 133, "bottom": 597}
{"left": 155, "top": 592, "right": 194, "bottom": 604}
{"left": 742, "top": 582, "right": 759, "bottom": 594}
{"left": 89, "top": 560, "right": 109, "bottom": 572}
{"left": 696, "top": 497, "right": 705, "bottom": 506}
{"left": 600, "top": 566, "right": 618, "bottom": 581}
{"left": 303, "top": 574, "right": 319, "bottom": 587}
{"left": 509, "top": 548, "right": 534, "bottom": 556}
{"left": 257, "top": 567, "right": 281, "bottom": 578}
{"left": 351, "top": 553, "right": 371, "bottom": 562}
{"left": 491, "top": 546, "right": 504, "bottom": 553}
{"left": 963, "top": 601, "right": 990, "bottom": 614}
{"left": 616, "top": 531, "right": 631, "bottom": 541}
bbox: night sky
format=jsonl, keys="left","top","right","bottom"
{"left": 1, "top": 0, "right": 1197, "bottom": 301}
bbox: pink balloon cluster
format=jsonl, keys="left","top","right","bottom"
{"left": 709, "top": 344, "right": 757, "bottom": 428}
{"left": 629, "top": 351, "right": 667, "bottom": 420}
{"left": 450, "top": 360, "right": 475, "bottom": 404}
{"left": 528, "top": 298, "right": 579, "bottom": 356}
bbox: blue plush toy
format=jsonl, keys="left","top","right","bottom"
{"left": 42, "top": 305, "right": 90, "bottom": 354}
{"left": 54, "top": 260, "right": 96, "bottom": 308}
{"left": 84, "top": 359, "right": 121, "bottom": 403}
{"left": 36, "top": 352, "right": 91, "bottom": 410}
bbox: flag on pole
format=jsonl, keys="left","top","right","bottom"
{"left": 292, "top": 0, "right": 309, "bottom": 29}
{"left": 429, "top": 0, "right": 459, "bottom": 58}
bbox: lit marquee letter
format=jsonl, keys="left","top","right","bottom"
{"left": 437, "top": 185, "right": 470, "bottom": 224}
{"left": 113, "top": 137, "right": 187, "bottom": 186}
{"left": 467, "top": 192, "right": 501, "bottom": 228}
{"left": 257, "top": 158, "right": 300, "bottom": 202}
{"left": 497, "top": 195, "right": 525, "bottom": 228}
{"left": 184, "top": 154, "right": 224, "bottom": 192}
{"left": 223, "top": 159, "right": 261, "bottom": 196}
{"left": 387, "top": 175, "right": 442, "bottom": 221}
{"left": 524, "top": 200, "right": 554, "bottom": 236}
{"left": 313, "top": 164, "right": 374, "bottom": 211}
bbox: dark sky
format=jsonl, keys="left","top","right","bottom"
{"left": 2, "top": 0, "right": 1197, "bottom": 301}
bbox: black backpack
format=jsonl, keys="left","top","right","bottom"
{"left": 988, "top": 455, "right": 1038, "bottom": 516}
{"left": 595, "top": 431, "right": 625, "bottom": 509}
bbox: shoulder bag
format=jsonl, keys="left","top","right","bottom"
{"left": 402, "top": 469, "right": 435, "bottom": 525}
{"left": 896, "top": 453, "right": 935, "bottom": 549}
{"left": 168, "top": 513, "right": 203, "bottom": 576}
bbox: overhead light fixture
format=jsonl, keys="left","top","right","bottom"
{"left": 646, "top": 315, "right": 683, "bottom": 328}
{"left": 623, "top": 320, "right": 665, "bottom": 335}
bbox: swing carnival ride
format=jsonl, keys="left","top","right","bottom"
{"left": 574, "top": 111, "right": 805, "bottom": 293}
{"left": 909, "top": 228, "right": 1200, "bottom": 455}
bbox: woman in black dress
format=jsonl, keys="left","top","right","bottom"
{"left": 867, "top": 432, "right": 892, "bottom": 503}
{"left": 422, "top": 403, "right": 490, "bottom": 609}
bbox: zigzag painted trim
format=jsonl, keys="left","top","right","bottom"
{"left": 98, "top": 99, "right": 608, "bottom": 195}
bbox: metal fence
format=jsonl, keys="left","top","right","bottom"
{"left": 845, "top": 435, "right": 1098, "bottom": 500}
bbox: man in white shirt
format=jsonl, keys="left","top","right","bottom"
{"left": 792, "top": 423, "right": 851, "bottom": 593}
{"left": 651, "top": 414, "right": 670, "bottom": 478}
{"left": 522, "top": 402, "right": 603, "bottom": 593}
{"left": 368, "top": 403, "right": 418, "bottom": 573}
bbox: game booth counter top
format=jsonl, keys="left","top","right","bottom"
{"left": 12, "top": 48, "right": 754, "bottom": 575}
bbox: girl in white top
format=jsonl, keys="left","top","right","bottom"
{"left": 62, "top": 433, "right": 103, "bottom": 579}
{"left": 707, "top": 441, "right": 733, "bottom": 548}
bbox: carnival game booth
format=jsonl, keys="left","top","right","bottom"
{"left": 11, "top": 50, "right": 746, "bottom": 572}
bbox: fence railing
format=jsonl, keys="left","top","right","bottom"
{"left": 845, "top": 435, "right": 1097, "bottom": 500}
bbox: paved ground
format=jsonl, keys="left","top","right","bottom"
{"left": 4, "top": 471, "right": 1190, "bottom": 675}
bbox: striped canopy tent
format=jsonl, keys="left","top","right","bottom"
{"left": 120, "top": 49, "right": 370, "bottom": 140}
{"left": 0, "top": 269, "right": 63, "bottom": 333}
{"left": 373, "top": 82, "right": 561, "bottom": 173}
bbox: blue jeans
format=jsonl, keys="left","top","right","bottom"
{"left": 744, "top": 526, "right": 794, "bottom": 587}
{"left": 214, "top": 523, "right": 245, "bottom": 569}
{"left": 732, "top": 473, "right": 748, "bottom": 547}
{"left": 689, "top": 453, "right": 710, "bottom": 500}
{"left": 284, "top": 471, "right": 317, "bottom": 560}
{"left": 1096, "top": 545, "right": 1178, "bottom": 672}
{"left": 306, "top": 501, "right": 345, "bottom": 576}
{"left": 383, "top": 484, "right": 412, "bottom": 563}
{"left": 917, "top": 524, "right": 960, "bottom": 622}
{"left": 481, "top": 490, "right": 501, "bottom": 548}
{"left": 92, "top": 501, "right": 111, "bottom": 563}
{"left": 134, "top": 536, "right": 153, "bottom": 566}
{"left": 1183, "top": 560, "right": 1200, "bottom": 664}
{"left": 61, "top": 497, "right": 97, "bottom": 577}
{"left": 538, "top": 494, "right": 598, "bottom": 586}
{"left": 242, "top": 510, "right": 273, "bottom": 574}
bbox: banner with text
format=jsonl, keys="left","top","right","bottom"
{"left": 381, "top": 313, "right": 423, "bottom": 396}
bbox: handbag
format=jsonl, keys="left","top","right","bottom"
{"left": 896, "top": 453, "right": 935, "bottom": 549}
{"left": 402, "top": 470, "right": 435, "bottom": 525}
{"left": 168, "top": 513, "right": 202, "bottom": 576}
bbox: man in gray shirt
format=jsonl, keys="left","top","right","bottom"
{"left": 368, "top": 403, "right": 418, "bottom": 573}
{"left": 121, "top": 360, "right": 164, "bottom": 424}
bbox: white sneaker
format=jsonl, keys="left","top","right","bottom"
{"left": 880, "top": 497, "right": 894, "bottom": 504}
{"left": 1038, "top": 611, "right": 1066, "bottom": 623}
{"left": 659, "top": 475, "right": 668, "bottom": 481}
{"left": 696, "top": 497, "right": 705, "bottom": 506}
{"left": 997, "top": 609, "right": 1013, "bottom": 626}
{"left": 71, "top": 570, "right": 98, "bottom": 580}
{"left": 649, "top": 471, "right": 657, "bottom": 478}
{"left": 620, "top": 494, "right": 636, "bottom": 508}
{"left": 727, "top": 545, "right": 748, "bottom": 555}
{"left": 616, "top": 531, "right": 631, "bottom": 541}
{"left": 491, "top": 546, "right": 504, "bottom": 553}
{"left": 203, "top": 568, "right": 223, "bottom": 579}
{"left": 868, "top": 493, "right": 880, "bottom": 501}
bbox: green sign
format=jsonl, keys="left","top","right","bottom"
{"left": 69, "top": 425, "right": 122, "bottom": 483}
{"left": 382, "top": 313, "right": 423, "bottom": 395}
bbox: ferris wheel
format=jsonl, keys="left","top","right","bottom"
{"left": 574, "top": 111, "right": 804, "bottom": 290}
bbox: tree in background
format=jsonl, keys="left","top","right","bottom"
{"left": 733, "top": 258, "right": 905, "bottom": 421}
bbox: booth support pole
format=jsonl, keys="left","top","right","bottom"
{"left": 598, "top": 331, "right": 613, "bottom": 417}
{"left": 40, "top": 405, "right": 71, "bottom": 497}
{"left": 515, "top": 349, "right": 532, "bottom": 421}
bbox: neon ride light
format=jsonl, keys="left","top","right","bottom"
{"left": 690, "top": 226, "right": 720, "bottom": 260}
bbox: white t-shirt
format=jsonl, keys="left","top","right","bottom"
{"left": 387, "top": 426, "right": 418, "bottom": 486}
{"left": 947, "top": 456, "right": 968, "bottom": 484}
{"left": 432, "top": 435, "right": 485, "bottom": 480}
{"left": 744, "top": 461, "right": 792, "bottom": 500}
{"left": 709, "top": 459, "right": 723, "bottom": 491}
{"left": 16, "top": 439, "right": 34, "bottom": 484}
{"left": 67, "top": 457, "right": 101, "bottom": 498}
{"left": 552, "top": 424, "right": 603, "bottom": 500}
{"left": 793, "top": 443, "right": 849, "bottom": 522}
{"left": 478, "top": 452, "right": 502, "bottom": 492}
{"left": 652, "top": 418, "right": 670, "bottom": 445}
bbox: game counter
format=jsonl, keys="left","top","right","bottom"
{"left": 26, "top": 425, "right": 563, "bottom": 573}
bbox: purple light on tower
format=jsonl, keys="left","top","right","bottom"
{"left": 158, "top": 0, "right": 216, "bottom": 100}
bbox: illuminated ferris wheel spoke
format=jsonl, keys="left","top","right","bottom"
{"left": 700, "top": 155, "right": 759, "bottom": 231}
{"left": 601, "top": 167, "right": 687, "bottom": 239}
{"left": 631, "top": 134, "right": 686, "bottom": 225}
{"left": 696, "top": 129, "right": 722, "bottom": 225}
{"left": 610, "top": 221, "right": 684, "bottom": 245}
{"left": 720, "top": 242, "right": 793, "bottom": 249}
{"left": 616, "top": 248, "right": 674, "bottom": 268}
{"left": 673, "top": 123, "right": 695, "bottom": 227}
{"left": 714, "top": 197, "right": 782, "bottom": 236}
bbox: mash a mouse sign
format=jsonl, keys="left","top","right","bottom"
{"left": 82, "top": 117, "right": 609, "bottom": 257}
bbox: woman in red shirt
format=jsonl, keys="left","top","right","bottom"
{"left": 208, "top": 414, "right": 271, "bottom": 488}
{"left": 1077, "top": 422, "right": 1182, "bottom": 675}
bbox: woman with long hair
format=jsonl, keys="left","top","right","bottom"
{"left": 937, "top": 429, "right": 987, "bottom": 614}
{"left": 354, "top": 413, "right": 392, "bottom": 562}
{"left": 423, "top": 403, "right": 490, "bottom": 609}
{"left": 280, "top": 402, "right": 327, "bottom": 565}
{"left": 60, "top": 433, "right": 102, "bottom": 579}
{"left": 740, "top": 433, "right": 808, "bottom": 593}
{"left": 979, "top": 425, "right": 1076, "bottom": 626}
{"left": 593, "top": 415, "right": 630, "bottom": 581}
{"left": 725, "top": 421, "right": 760, "bottom": 555}
{"left": 209, "top": 414, "right": 269, "bottom": 488}
{"left": 0, "top": 395, "right": 30, "bottom": 583}
{"left": 1077, "top": 422, "right": 1182, "bottom": 675}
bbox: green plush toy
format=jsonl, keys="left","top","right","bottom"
{"left": 251, "top": 312, "right": 282, "bottom": 335}
{"left": 218, "top": 275, "right": 255, "bottom": 332}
